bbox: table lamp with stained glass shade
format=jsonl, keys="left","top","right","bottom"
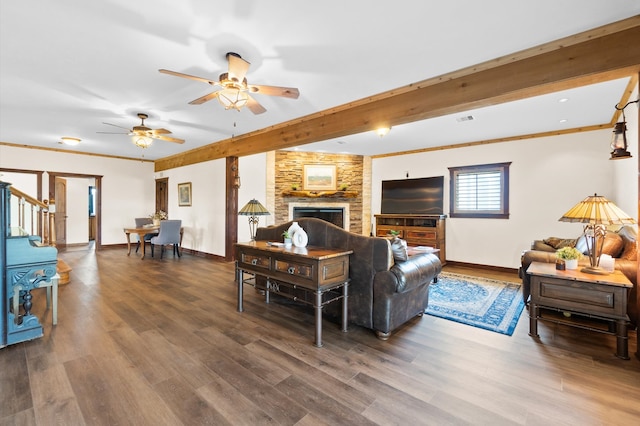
{"left": 238, "top": 199, "right": 270, "bottom": 240}
{"left": 559, "top": 194, "right": 636, "bottom": 274}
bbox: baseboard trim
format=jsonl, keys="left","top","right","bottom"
{"left": 100, "top": 243, "right": 225, "bottom": 261}
{"left": 444, "top": 260, "right": 519, "bottom": 275}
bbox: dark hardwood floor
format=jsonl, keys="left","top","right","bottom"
{"left": 2, "top": 248, "right": 639, "bottom": 425}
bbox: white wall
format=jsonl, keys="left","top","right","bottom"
{"left": 153, "top": 152, "right": 270, "bottom": 256}
{"left": 372, "top": 128, "right": 635, "bottom": 269}
{"left": 0, "top": 145, "right": 155, "bottom": 245}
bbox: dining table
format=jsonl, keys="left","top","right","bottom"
{"left": 123, "top": 225, "right": 159, "bottom": 260}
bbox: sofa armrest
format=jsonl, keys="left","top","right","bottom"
{"left": 374, "top": 253, "right": 441, "bottom": 295}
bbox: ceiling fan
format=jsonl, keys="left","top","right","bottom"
{"left": 98, "top": 113, "right": 185, "bottom": 148}
{"left": 159, "top": 52, "right": 300, "bottom": 114}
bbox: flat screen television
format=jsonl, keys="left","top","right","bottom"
{"left": 381, "top": 176, "right": 444, "bottom": 215}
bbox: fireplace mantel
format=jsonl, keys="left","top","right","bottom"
{"left": 281, "top": 190, "right": 358, "bottom": 198}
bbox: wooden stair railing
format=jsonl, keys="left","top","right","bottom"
{"left": 7, "top": 185, "right": 70, "bottom": 284}
{"left": 7, "top": 186, "right": 56, "bottom": 246}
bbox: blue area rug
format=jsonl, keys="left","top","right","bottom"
{"left": 426, "top": 272, "right": 525, "bottom": 336}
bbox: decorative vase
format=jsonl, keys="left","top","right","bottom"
{"left": 288, "top": 221, "right": 302, "bottom": 236}
{"left": 564, "top": 259, "right": 578, "bottom": 270}
{"left": 153, "top": 219, "right": 160, "bottom": 226}
{"left": 292, "top": 227, "right": 308, "bottom": 248}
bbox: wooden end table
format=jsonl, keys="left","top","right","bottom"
{"left": 527, "top": 261, "right": 632, "bottom": 359}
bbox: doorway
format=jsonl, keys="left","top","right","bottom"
{"left": 54, "top": 177, "right": 67, "bottom": 246}
{"left": 48, "top": 172, "right": 103, "bottom": 250}
{"left": 155, "top": 178, "right": 168, "bottom": 216}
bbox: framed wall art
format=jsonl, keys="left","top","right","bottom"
{"left": 303, "top": 164, "right": 336, "bottom": 190}
{"left": 178, "top": 182, "right": 192, "bottom": 206}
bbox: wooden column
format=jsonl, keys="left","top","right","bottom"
{"left": 636, "top": 73, "right": 640, "bottom": 360}
{"left": 225, "top": 157, "right": 239, "bottom": 262}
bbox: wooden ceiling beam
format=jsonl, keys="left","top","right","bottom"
{"left": 155, "top": 17, "right": 640, "bottom": 172}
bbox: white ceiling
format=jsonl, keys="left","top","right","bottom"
{"left": 1, "top": 1, "right": 638, "bottom": 161}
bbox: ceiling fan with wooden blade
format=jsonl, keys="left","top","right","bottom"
{"left": 98, "top": 113, "right": 185, "bottom": 148}
{"left": 159, "top": 52, "right": 299, "bottom": 114}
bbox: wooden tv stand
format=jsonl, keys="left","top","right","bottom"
{"left": 375, "top": 214, "right": 446, "bottom": 264}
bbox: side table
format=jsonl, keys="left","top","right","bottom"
{"left": 527, "top": 261, "right": 632, "bottom": 359}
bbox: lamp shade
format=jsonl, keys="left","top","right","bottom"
{"left": 559, "top": 194, "right": 636, "bottom": 225}
{"left": 218, "top": 87, "right": 249, "bottom": 111}
{"left": 238, "top": 199, "right": 270, "bottom": 216}
{"left": 133, "top": 135, "right": 153, "bottom": 148}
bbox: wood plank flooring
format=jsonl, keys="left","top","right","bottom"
{"left": 2, "top": 248, "right": 639, "bottom": 425}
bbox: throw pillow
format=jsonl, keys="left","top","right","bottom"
{"left": 390, "top": 238, "right": 408, "bottom": 262}
{"left": 601, "top": 232, "right": 624, "bottom": 258}
{"left": 619, "top": 238, "right": 637, "bottom": 260}
{"left": 543, "top": 237, "right": 576, "bottom": 249}
{"left": 575, "top": 235, "right": 590, "bottom": 254}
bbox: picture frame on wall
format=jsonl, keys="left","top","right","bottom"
{"left": 303, "top": 164, "right": 336, "bottom": 190}
{"left": 178, "top": 182, "right": 192, "bottom": 206}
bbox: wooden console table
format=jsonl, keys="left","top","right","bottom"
{"left": 527, "top": 261, "right": 632, "bottom": 359}
{"left": 235, "top": 241, "right": 352, "bottom": 347}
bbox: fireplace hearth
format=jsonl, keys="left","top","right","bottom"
{"left": 293, "top": 207, "right": 344, "bottom": 228}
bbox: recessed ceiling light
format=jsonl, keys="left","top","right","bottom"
{"left": 559, "top": 119, "right": 568, "bottom": 123}
{"left": 558, "top": 98, "right": 569, "bottom": 103}
{"left": 59, "top": 137, "right": 81, "bottom": 146}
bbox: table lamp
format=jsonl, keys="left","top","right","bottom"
{"left": 559, "top": 193, "right": 636, "bottom": 274}
{"left": 238, "top": 199, "right": 270, "bottom": 240}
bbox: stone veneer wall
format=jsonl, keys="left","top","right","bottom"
{"left": 273, "top": 151, "right": 366, "bottom": 234}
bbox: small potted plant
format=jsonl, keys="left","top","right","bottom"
{"left": 282, "top": 230, "right": 292, "bottom": 247}
{"left": 556, "top": 246, "right": 582, "bottom": 270}
{"left": 339, "top": 183, "right": 349, "bottom": 191}
{"left": 291, "top": 183, "right": 300, "bottom": 190}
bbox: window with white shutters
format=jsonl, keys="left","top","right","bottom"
{"left": 448, "top": 162, "right": 511, "bottom": 218}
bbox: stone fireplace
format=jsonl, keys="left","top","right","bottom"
{"left": 269, "top": 151, "right": 371, "bottom": 235}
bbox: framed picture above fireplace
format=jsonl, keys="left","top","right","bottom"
{"left": 303, "top": 164, "right": 336, "bottom": 190}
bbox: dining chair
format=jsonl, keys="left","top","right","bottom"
{"left": 150, "top": 220, "right": 182, "bottom": 259}
{"left": 134, "top": 217, "right": 154, "bottom": 253}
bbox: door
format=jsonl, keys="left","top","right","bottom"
{"left": 55, "top": 177, "right": 67, "bottom": 246}
{"left": 155, "top": 178, "right": 168, "bottom": 216}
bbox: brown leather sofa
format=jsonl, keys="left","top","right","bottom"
{"left": 520, "top": 225, "right": 638, "bottom": 327}
{"left": 254, "top": 218, "right": 442, "bottom": 339}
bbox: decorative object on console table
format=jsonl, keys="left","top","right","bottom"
{"left": 559, "top": 194, "right": 636, "bottom": 275}
{"left": 282, "top": 230, "right": 292, "bottom": 248}
{"left": 238, "top": 199, "right": 270, "bottom": 240}
{"left": 292, "top": 226, "right": 308, "bottom": 248}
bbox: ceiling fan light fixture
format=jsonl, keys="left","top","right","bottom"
{"left": 218, "top": 87, "right": 249, "bottom": 111}
{"left": 60, "top": 137, "right": 81, "bottom": 146}
{"left": 133, "top": 134, "right": 153, "bottom": 149}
